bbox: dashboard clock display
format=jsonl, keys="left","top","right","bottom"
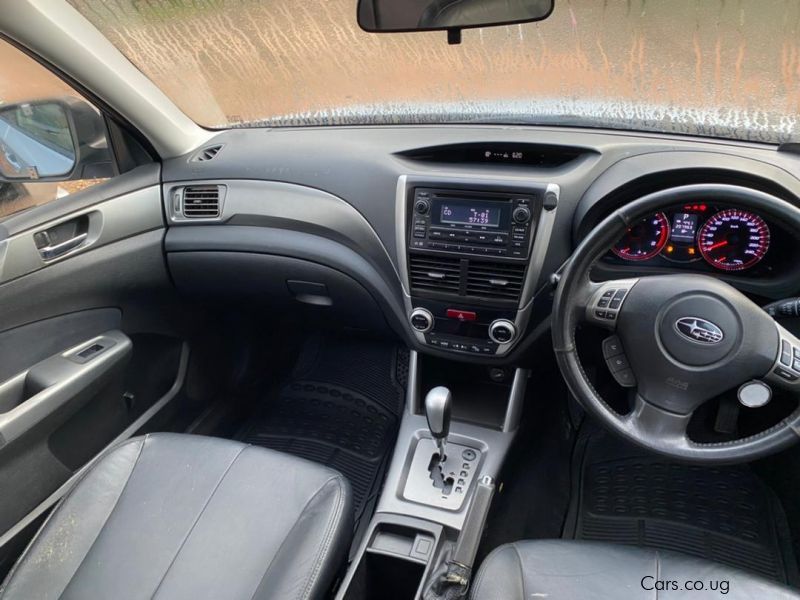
{"left": 612, "top": 213, "right": 669, "bottom": 261}
{"left": 698, "top": 209, "right": 770, "bottom": 271}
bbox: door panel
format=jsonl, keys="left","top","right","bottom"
{"left": 0, "top": 165, "right": 192, "bottom": 553}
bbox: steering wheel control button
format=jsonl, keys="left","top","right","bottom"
{"left": 489, "top": 319, "right": 516, "bottom": 344}
{"left": 607, "top": 354, "right": 630, "bottom": 373}
{"left": 410, "top": 308, "right": 434, "bottom": 333}
{"left": 773, "top": 366, "right": 798, "bottom": 382}
{"left": 612, "top": 369, "right": 637, "bottom": 388}
{"left": 781, "top": 341, "right": 792, "bottom": 366}
{"left": 602, "top": 336, "right": 624, "bottom": 359}
{"left": 738, "top": 381, "right": 772, "bottom": 408}
{"left": 587, "top": 280, "right": 638, "bottom": 328}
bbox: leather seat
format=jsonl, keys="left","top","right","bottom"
{"left": 471, "top": 540, "right": 800, "bottom": 599}
{"left": 0, "top": 434, "right": 352, "bottom": 600}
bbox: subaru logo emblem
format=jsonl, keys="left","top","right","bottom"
{"left": 674, "top": 317, "right": 724, "bottom": 345}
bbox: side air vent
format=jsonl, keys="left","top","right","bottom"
{"left": 182, "top": 185, "right": 221, "bottom": 218}
{"left": 192, "top": 144, "right": 223, "bottom": 162}
{"left": 409, "top": 255, "right": 461, "bottom": 294}
{"left": 466, "top": 260, "right": 526, "bottom": 301}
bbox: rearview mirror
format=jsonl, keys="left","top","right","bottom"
{"left": 0, "top": 101, "right": 76, "bottom": 180}
{"left": 358, "top": 0, "right": 554, "bottom": 39}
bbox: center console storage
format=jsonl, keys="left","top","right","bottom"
{"left": 339, "top": 516, "right": 443, "bottom": 600}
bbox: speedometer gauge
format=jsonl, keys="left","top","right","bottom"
{"left": 698, "top": 209, "right": 770, "bottom": 271}
{"left": 612, "top": 213, "right": 669, "bottom": 261}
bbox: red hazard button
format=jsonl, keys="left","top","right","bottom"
{"left": 446, "top": 309, "right": 477, "bottom": 321}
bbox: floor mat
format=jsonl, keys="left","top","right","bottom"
{"left": 565, "top": 429, "right": 799, "bottom": 585}
{"left": 237, "top": 336, "right": 406, "bottom": 528}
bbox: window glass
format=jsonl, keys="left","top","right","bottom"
{"left": 69, "top": 0, "right": 800, "bottom": 143}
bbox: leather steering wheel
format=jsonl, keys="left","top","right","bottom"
{"left": 553, "top": 184, "right": 800, "bottom": 463}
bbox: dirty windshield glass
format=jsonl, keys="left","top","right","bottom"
{"left": 69, "top": 0, "right": 800, "bottom": 143}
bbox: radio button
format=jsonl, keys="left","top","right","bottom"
{"left": 513, "top": 206, "right": 531, "bottom": 224}
{"left": 490, "top": 234, "right": 507, "bottom": 245}
{"left": 413, "top": 229, "right": 426, "bottom": 238}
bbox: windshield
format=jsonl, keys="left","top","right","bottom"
{"left": 69, "top": 0, "right": 800, "bottom": 144}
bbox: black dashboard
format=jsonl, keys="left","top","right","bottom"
{"left": 152, "top": 124, "right": 800, "bottom": 365}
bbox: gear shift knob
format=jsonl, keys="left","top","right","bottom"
{"left": 425, "top": 386, "right": 452, "bottom": 459}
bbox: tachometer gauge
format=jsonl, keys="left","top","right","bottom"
{"left": 698, "top": 209, "right": 770, "bottom": 271}
{"left": 612, "top": 213, "right": 669, "bottom": 261}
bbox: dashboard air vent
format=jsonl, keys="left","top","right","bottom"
{"left": 409, "top": 255, "right": 461, "bottom": 294}
{"left": 182, "top": 185, "right": 221, "bottom": 218}
{"left": 192, "top": 144, "right": 223, "bottom": 162}
{"left": 466, "top": 260, "right": 526, "bottom": 301}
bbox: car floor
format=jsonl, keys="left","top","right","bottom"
{"left": 160, "top": 332, "right": 800, "bottom": 590}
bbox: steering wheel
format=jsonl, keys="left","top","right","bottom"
{"left": 553, "top": 184, "right": 800, "bottom": 463}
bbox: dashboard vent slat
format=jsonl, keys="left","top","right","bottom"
{"left": 183, "top": 185, "right": 221, "bottom": 218}
{"left": 466, "top": 260, "right": 526, "bottom": 301}
{"left": 409, "top": 255, "right": 461, "bottom": 293}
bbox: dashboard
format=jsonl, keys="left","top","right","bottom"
{"left": 148, "top": 124, "right": 800, "bottom": 365}
{"left": 603, "top": 204, "right": 797, "bottom": 278}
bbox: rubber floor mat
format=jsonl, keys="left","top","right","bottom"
{"left": 238, "top": 336, "right": 406, "bottom": 527}
{"left": 565, "top": 430, "right": 799, "bottom": 585}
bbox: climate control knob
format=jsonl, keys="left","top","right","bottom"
{"left": 489, "top": 319, "right": 517, "bottom": 344}
{"left": 410, "top": 308, "right": 434, "bottom": 333}
{"left": 414, "top": 199, "right": 431, "bottom": 215}
{"left": 512, "top": 206, "right": 531, "bottom": 224}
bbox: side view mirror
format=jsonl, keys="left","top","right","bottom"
{"left": 0, "top": 98, "right": 114, "bottom": 183}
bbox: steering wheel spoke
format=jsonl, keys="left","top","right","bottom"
{"left": 622, "top": 394, "right": 694, "bottom": 451}
{"left": 581, "top": 278, "right": 639, "bottom": 330}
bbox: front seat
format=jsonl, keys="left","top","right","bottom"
{"left": 0, "top": 434, "right": 352, "bottom": 600}
{"left": 471, "top": 540, "right": 800, "bottom": 599}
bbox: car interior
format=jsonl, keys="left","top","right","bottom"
{"left": 2, "top": 0, "right": 800, "bottom": 598}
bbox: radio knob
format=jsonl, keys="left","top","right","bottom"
{"left": 489, "top": 319, "right": 517, "bottom": 344}
{"left": 410, "top": 308, "right": 434, "bottom": 333}
{"left": 414, "top": 199, "right": 431, "bottom": 215}
{"left": 512, "top": 206, "right": 531, "bottom": 224}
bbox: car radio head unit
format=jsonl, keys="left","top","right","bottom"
{"left": 409, "top": 188, "right": 534, "bottom": 259}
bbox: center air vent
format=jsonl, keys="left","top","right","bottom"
{"left": 466, "top": 260, "right": 526, "bottom": 301}
{"left": 182, "top": 185, "right": 221, "bottom": 218}
{"left": 192, "top": 144, "right": 223, "bottom": 162}
{"left": 409, "top": 255, "right": 461, "bottom": 294}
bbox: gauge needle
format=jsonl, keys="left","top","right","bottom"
{"left": 707, "top": 240, "right": 728, "bottom": 251}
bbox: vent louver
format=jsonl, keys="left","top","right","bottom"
{"left": 409, "top": 255, "right": 461, "bottom": 294}
{"left": 192, "top": 144, "right": 223, "bottom": 162}
{"left": 182, "top": 185, "right": 221, "bottom": 218}
{"left": 466, "top": 260, "right": 525, "bottom": 301}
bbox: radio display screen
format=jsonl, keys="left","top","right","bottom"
{"left": 440, "top": 203, "right": 501, "bottom": 228}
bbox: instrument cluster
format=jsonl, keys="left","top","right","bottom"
{"left": 609, "top": 203, "right": 772, "bottom": 272}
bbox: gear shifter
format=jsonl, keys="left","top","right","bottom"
{"left": 425, "top": 386, "right": 452, "bottom": 460}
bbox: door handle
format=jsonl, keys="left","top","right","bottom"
{"left": 36, "top": 232, "right": 88, "bottom": 260}
{"left": 33, "top": 214, "right": 90, "bottom": 260}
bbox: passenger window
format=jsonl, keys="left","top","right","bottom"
{"left": 0, "top": 39, "right": 115, "bottom": 219}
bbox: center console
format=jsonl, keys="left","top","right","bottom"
{"left": 396, "top": 175, "right": 559, "bottom": 358}
{"left": 336, "top": 351, "right": 528, "bottom": 600}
